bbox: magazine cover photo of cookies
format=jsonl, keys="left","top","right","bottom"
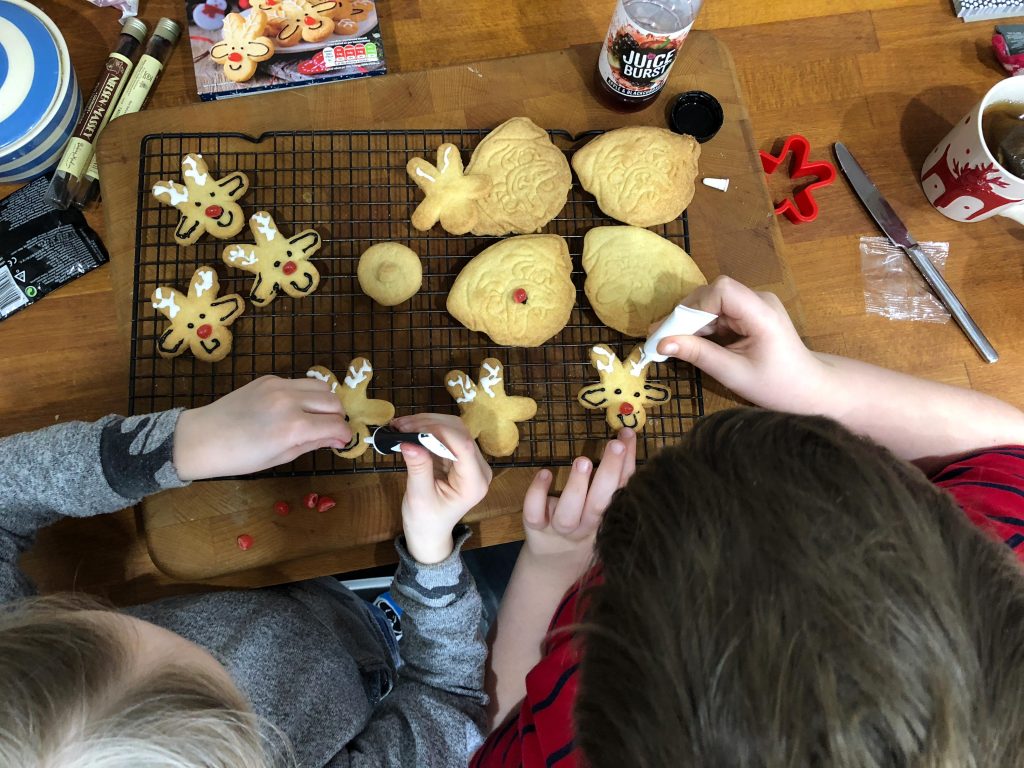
{"left": 187, "top": 0, "right": 387, "bottom": 101}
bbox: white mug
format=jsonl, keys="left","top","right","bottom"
{"left": 921, "top": 77, "right": 1024, "bottom": 224}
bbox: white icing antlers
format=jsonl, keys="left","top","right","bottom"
{"left": 592, "top": 345, "right": 617, "bottom": 374}
{"left": 182, "top": 155, "right": 209, "bottom": 185}
{"left": 226, "top": 245, "right": 258, "bottom": 266}
{"left": 253, "top": 212, "right": 277, "bottom": 241}
{"left": 479, "top": 361, "right": 502, "bottom": 399}
{"left": 447, "top": 373, "right": 478, "bottom": 404}
{"left": 192, "top": 269, "right": 215, "bottom": 297}
{"left": 151, "top": 288, "right": 181, "bottom": 319}
{"left": 153, "top": 183, "right": 188, "bottom": 206}
{"left": 344, "top": 360, "right": 372, "bottom": 389}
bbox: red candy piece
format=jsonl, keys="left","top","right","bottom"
{"left": 317, "top": 496, "right": 337, "bottom": 513}
{"left": 282, "top": 261, "right": 297, "bottom": 275}
{"left": 236, "top": 534, "right": 254, "bottom": 551}
{"left": 303, "top": 492, "right": 319, "bottom": 509}
{"left": 227, "top": 52, "right": 243, "bottom": 63}
{"left": 196, "top": 323, "right": 212, "bottom": 339}
{"left": 619, "top": 402, "right": 634, "bottom": 416}
{"left": 273, "top": 500, "right": 290, "bottom": 516}
{"left": 513, "top": 288, "right": 528, "bottom": 304}
{"left": 205, "top": 204, "right": 224, "bottom": 218}
{"left": 304, "top": 15, "right": 316, "bottom": 25}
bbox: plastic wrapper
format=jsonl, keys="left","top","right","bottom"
{"left": 84, "top": 0, "right": 138, "bottom": 21}
{"left": 860, "top": 236, "right": 950, "bottom": 324}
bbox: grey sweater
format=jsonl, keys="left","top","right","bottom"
{"left": 0, "top": 410, "right": 488, "bottom": 767}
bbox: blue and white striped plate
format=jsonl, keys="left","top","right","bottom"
{"left": 0, "top": 0, "right": 80, "bottom": 183}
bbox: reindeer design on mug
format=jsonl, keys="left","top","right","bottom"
{"left": 222, "top": 211, "right": 322, "bottom": 307}
{"left": 577, "top": 344, "right": 672, "bottom": 431}
{"left": 152, "top": 154, "right": 250, "bottom": 246}
{"left": 150, "top": 267, "right": 245, "bottom": 363}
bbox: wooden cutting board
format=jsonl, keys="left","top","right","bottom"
{"left": 97, "top": 34, "right": 794, "bottom": 584}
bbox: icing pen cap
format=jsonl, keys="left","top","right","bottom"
{"left": 668, "top": 90, "right": 724, "bottom": 144}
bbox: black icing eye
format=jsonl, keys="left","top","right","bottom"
{"left": 209, "top": 192, "right": 215, "bottom": 197}
{"left": 634, "top": 391, "right": 641, "bottom": 398}
{"left": 273, "top": 260, "right": 281, "bottom": 267}
{"left": 199, "top": 313, "right": 206, "bottom": 319}
{"left": 286, "top": 250, "right": 292, "bottom": 256}
{"left": 187, "top": 322, "right": 195, "bottom": 329}
{"left": 343, "top": 414, "right": 349, "bottom": 422}
{"left": 614, "top": 388, "right": 622, "bottom": 395}
{"left": 194, "top": 201, "right": 201, "bottom": 207}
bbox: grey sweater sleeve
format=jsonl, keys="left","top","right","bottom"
{"left": 0, "top": 411, "right": 188, "bottom": 601}
{"left": 334, "top": 526, "right": 488, "bottom": 767}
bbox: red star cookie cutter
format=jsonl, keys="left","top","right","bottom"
{"left": 759, "top": 134, "right": 836, "bottom": 224}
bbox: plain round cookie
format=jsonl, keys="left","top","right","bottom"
{"left": 357, "top": 243, "right": 423, "bottom": 306}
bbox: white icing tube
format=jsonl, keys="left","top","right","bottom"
{"left": 639, "top": 304, "right": 718, "bottom": 366}
{"left": 703, "top": 177, "right": 730, "bottom": 192}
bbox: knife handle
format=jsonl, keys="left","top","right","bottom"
{"left": 904, "top": 244, "right": 998, "bottom": 364}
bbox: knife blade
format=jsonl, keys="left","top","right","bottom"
{"left": 834, "top": 142, "right": 998, "bottom": 364}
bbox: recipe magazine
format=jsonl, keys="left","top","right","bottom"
{"left": 187, "top": 1, "right": 387, "bottom": 101}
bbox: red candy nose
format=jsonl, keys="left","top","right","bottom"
{"left": 196, "top": 324, "right": 213, "bottom": 339}
{"left": 266, "top": 0, "right": 275, "bottom": 4}
{"left": 227, "top": 52, "right": 243, "bottom": 62}
{"left": 513, "top": 288, "right": 528, "bottom": 304}
{"left": 282, "top": 261, "right": 297, "bottom": 275}
{"left": 304, "top": 15, "right": 316, "bottom": 24}
{"left": 205, "top": 204, "right": 224, "bottom": 218}
{"left": 619, "top": 402, "right": 634, "bottom": 416}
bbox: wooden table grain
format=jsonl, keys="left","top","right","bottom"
{"left": 4, "top": 0, "right": 1022, "bottom": 602}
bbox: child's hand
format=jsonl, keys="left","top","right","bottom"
{"left": 522, "top": 429, "right": 636, "bottom": 574}
{"left": 173, "top": 375, "right": 352, "bottom": 481}
{"left": 393, "top": 414, "right": 492, "bottom": 565}
{"left": 657, "top": 276, "right": 831, "bottom": 413}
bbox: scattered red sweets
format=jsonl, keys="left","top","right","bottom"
{"left": 273, "top": 500, "right": 290, "bottom": 516}
{"left": 303, "top": 492, "right": 320, "bottom": 509}
{"left": 317, "top": 495, "right": 337, "bottom": 513}
{"left": 236, "top": 534, "right": 254, "bottom": 551}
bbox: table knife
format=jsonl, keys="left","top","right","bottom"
{"left": 833, "top": 142, "right": 998, "bottom": 364}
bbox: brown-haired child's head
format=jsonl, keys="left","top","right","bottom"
{"left": 577, "top": 408, "right": 1024, "bottom": 767}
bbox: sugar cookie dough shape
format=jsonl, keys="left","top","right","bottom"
{"left": 222, "top": 211, "right": 322, "bottom": 307}
{"left": 357, "top": 242, "right": 422, "bottom": 306}
{"left": 210, "top": 10, "right": 274, "bottom": 83}
{"left": 151, "top": 267, "right": 245, "bottom": 363}
{"left": 582, "top": 226, "right": 707, "bottom": 337}
{"left": 407, "top": 143, "right": 491, "bottom": 235}
{"left": 577, "top": 344, "right": 672, "bottom": 432}
{"left": 446, "top": 359, "right": 537, "bottom": 457}
{"left": 152, "top": 154, "right": 250, "bottom": 247}
{"left": 307, "top": 360, "right": 396, "bottom": 459}
{"left": 447, "top": 234, "right": 575, "bottom": 348}
{"left": 571, "top": 126, "right": 701, "bottom": 228}
{"left": 257, "top": 0, "right": 337, "bottom": 46}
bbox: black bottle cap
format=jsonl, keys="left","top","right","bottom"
{"left": 668, "top": 91, "right": 724, "bottom": 143}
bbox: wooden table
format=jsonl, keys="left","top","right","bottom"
{"left": 4, "top": 0, "right": 1023, "bottom": 602}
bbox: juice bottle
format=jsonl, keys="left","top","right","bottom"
{"left": 596, "top": 0, "right": 704, "bottom": 112}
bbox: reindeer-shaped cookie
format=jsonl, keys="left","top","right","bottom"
{"left": 150, "top": 267, "right": 245, "bottom": 363}
{"left": 210, "top": 10, "right": 274, "bottom": 82}
{"left": 331, "top": 0, "right": 373, "bottom": 34}
{"left": 577, "top": 344, "right": 672, "bottom": 432}
{"left": 407, "top": 144, "right": 492, "bottom": 234}
{"left": 257, "top": 0, "right": 337, "bottom": 46}
{"left": 307, "top": 360, "right": 395, "bottom": 459}
{"left": 446, "top": 359, "right": 537, "bottom": 457}
{"left": 222, "top": 211, "right": 322, "bottom": 307}
{"left": 152, "top": 154, "right": 250, "bottom": 247}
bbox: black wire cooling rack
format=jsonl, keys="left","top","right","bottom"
{"left": 130, "top": 129, "right": 703, "bottom": 477}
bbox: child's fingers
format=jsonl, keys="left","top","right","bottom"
{"left": 580, "top": 439, "right": 628, "bottom": 532}
{"left": 523, "top": 469, "right": 554, "bottom": 530}
{"left": 301, "top": 391, "right": 345, "bottom": 415}
{"left": 292, "top": 413, "right": 353, "bottom": 449}
{"left": 618, "top": 428, "right": 637, "bottom": 485}
{"left": 550, "top": 457, "right": 592, "bottom": 534}
{"left": 399, "top": 442, "right": 438, "bottom": 498}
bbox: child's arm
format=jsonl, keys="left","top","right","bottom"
{"left": 336, "top": 414, "right": 494, "bottom": 766}
{"left": 0, "top": 376, "right": 349, "bottom": 601}
{"left": 659, "top": 276, "right": 1024, "bottom": 473}
{"left": 486, "top": 430, "right": 636, "bottom": 728}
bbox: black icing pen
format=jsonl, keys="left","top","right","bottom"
{"left": 366, "top": 426, "right": 458, "bottom": 462}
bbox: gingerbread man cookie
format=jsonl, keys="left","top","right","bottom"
{"left": 258, "top": 0, "right": 337, "bottom": 46}
{"left": 210, "top": 10, "right": 274, "bottom": 83}
{"left": 150, "top": 267, "right": 245, "bottom": 363}
{"left": 307, "top": 360, "right": 395, "bottom": 459}
{"left": 331, "top": 0, "right": 373, "bottom": 34}
{"left": 576, "top": 344, "right": 672, "bottom": 432}
{"left": 446, "top": 359, "right": 537, "bottom": 457}
{"left": 406, "top": 144, "right": 492, "bottom": 234}
{"left": 222, "top": 212, "right": 322, "bottom": 307}
{"left": 152, "top": 154, "right": 250, "bottom": 247}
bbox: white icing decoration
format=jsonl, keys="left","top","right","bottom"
{"left": 153, "top": 183, "right": 188, "bottom": 206}
{"left": 415, "top": 167, "right": 436, "bottom": 183}
{"left": 253, "top": 212, "right": 277, "bottom": 241}
{"left": 479, "top": 361, "right": 502, "bottom": 399}
{"left": 193, "top": 269, "right": 215, "bottom": 298}
{"left": 306, "top": 369, "right": 330, "bottom": 382}
{"left": 152, "top": 288, "right": 181, "bottom": 320}
{"left": 440, "top": 145, "right": 452, "bottom": 174}
{"left": 227, "top": 245, "right": 258, "bottom": 266}
{"left": 448, "top": 374, "right": 477, "bottom": 404}
{"left": 182, "top": 156, "right": 208, "bottom": 186}
{"left": 629, "top": 357, "right": 648, "bottom": 378}
{"left": 592, "top": 346, "right": 616, "bottom": 374}
{"left": 344, "top": 360, "right": 372, "bottom": 389}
